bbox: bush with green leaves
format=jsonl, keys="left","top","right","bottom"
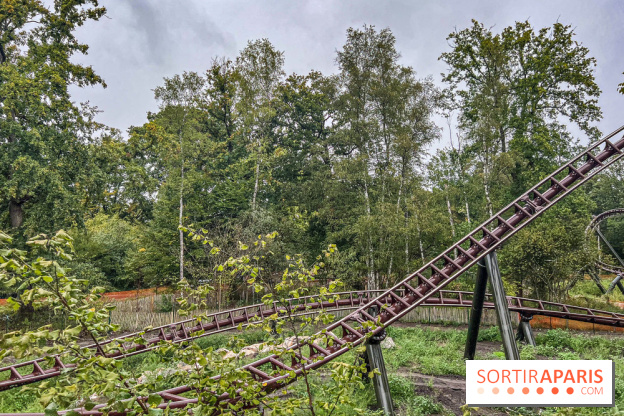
{"left": 0, "top": 229, "right": 369, "bottom": 415}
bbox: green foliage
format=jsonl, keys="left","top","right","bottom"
{"left": 0, "top": 229, "right": 371, "bottom": 415}
{"left": 519, "top": 345, "right": 537, "bottom": 360}
{"left": 476, "top": 326, "right": 501, "bottom": 342}
{"left": 0, "top": 0, "right": 107, "bottom": 232}
{"left": 387, "top": 374, "right": 415, "bottom": 403}
{"left": 404, "top": 396, "right": 444, "bottom": 416}
{"left": 71, "top": 214, "right": 141, "bottom": 290}
{"left": 498, "top": 193, "right": 599, "bottom": 300}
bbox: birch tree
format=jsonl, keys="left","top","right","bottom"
{"left": 154, "top": 72, "right": 206, "bottom": 281}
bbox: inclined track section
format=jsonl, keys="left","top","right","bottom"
{"left": 2, "top": 291, "right": 624, "bottom": 414}
{"left": 2, "top": 126, "right": 624, "bottom": 415}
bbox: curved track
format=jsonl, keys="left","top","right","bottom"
{"left": 3, "top": 125, "right": 624, "bottom": 415}
{"left": 3, "top": 289, "right": 624, "bottom": 393}
{"left": 587, "top": 208, "right": 624, "bottom": 275}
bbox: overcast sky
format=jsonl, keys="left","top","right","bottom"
{"left": 70, "top": 0, "right": 624, "bottom": 146}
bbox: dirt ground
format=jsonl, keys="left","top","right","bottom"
{"left": 407, "top": 371, "right": 515, "bottom": 416}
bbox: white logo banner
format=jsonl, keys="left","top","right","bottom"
{"left": 466, "top": 360, "right": 614, "bottom": 407}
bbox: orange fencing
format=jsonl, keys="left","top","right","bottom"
{"left": 101, "top": 287, "right": 168, "bottom": 301}
{"left": 530, "top": 314, "right": 624, "bottom": 333}
{"left": 0, "top": 287, "right": 169, "bottom": 306}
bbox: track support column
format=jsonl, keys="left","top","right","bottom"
{"left": 366, "top": 337, "right": 394, "bottom": 416}
{"left": 364, "top": 306, "right": 394, "bottom": 416}
{"left": 606, "top": 275, "right": 624, "bottom": 295}
{"left": 485, "top": 252, "right": 520, "bottom": 360}
{"left": 516, "top": 315, "right": 537, "bottom": 347}
{"left": 464, "top": 259, "right": 489, "bottom": 360}
{"left": 589, "top": 270, "right": 607, "bottom": 294}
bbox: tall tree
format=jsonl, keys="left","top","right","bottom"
{"left": 154, "top": 72, "right": 206, "bottom": 281}
{"left": 440, "top": 20, "right": 602, "bottom": 214}
{"left": 335, "top": 26, "right": 439, "bottom": 289}
{"left": 0, "top": 0, "right": 106, "bottom": 231}
{"left": 235, "top": 39, "right": 285, "bottom": 216}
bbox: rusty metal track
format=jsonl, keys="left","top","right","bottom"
{"left": 587, "top": 208, "right": 624, "bottom": 274}
{"left": 6, "top": 290, "right": 624, "bottom": 415}
{"left": 423, "top": 290, "right": 624, "bottom": 326}
{"left": 3, "top": 125, "right": 624, "bottom": 415}
{"left": 4, "top": 287, "right": 624, "bottom": 393}
{"left": 0, "top": 290, "right": 387, "bottom": 391}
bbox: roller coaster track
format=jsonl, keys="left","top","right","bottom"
{"left": 587, "top": 208, "right": 624, "bottom": 275}
{"left": 4, "top": 288, "right": 624, "bottom": 393}
{"left": 3, "top": 125, "right": 624, "bottom": 415}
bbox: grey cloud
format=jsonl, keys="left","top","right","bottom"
{"left": 68, "top": 0, "right": 624, "bottom": 140}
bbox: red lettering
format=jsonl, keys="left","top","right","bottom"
{"left": 595, "top": 369, "right": 603, "bottom": 383}
{"left": 529, "top": 369, "right": 538, "bottom": 383}
{"left": 502, "top": 370, "right": 511, "bottom": 383}
{"left": 512, "top": 369, "right": 521, "bottom": 383}
{"left": 554, "top": 369, "right": 563, "bottom": 383}
{"left": 577, "top": 370, "right": 587, "bottom": 384}
{"left": 488, "top": 370, "right": 499, "bottom": 383}
{"left": 541, "top": 370, "right": 552, "bottom": 383}
{"left": 478, "top": 369, "right": 485, "bottom": 383}
{"left": 564, "top": 370, "right": 575, "bottom": 383}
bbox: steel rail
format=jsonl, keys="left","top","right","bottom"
{"left": 586, "top": 208, "right": 624, "bottom": 274}
{"left": 0, "top": 289, "right": 388, "bottom": 391}
{"left": 4, "top": 125, "right": 624, "bottom": 415}
{"left": 4, "top": 290, "right": 624, "bottom": 416}
{"left": 4, "top": 287, "right": 624, "bottom": 392}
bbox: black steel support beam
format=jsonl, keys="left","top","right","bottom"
{"left": 464, "top": 259, "right": 488, "bottom": 360}
{"left": 589, "top": 270, "right": 607, "bottom": 294}
{"left": 595, "top": 228, "right": 624, "bottom": 268}
{"left": 516, "top": 315, "right": 537, "bottom": 347}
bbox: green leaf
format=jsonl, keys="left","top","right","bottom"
{"left": 44, "top": 402, "right": 59, "bottom": 416}
{"left": 147, "top": 394, "right": 163, "bottom": 406}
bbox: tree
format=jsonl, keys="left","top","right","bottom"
{"left": 334, "top": 25, "right": 439, "bottom": 289}
{"left": 440, "top": 20, "right": 602, "bottom": 214}
{"left": 499, "top": 193, "right": 599, "bottom": 300}
{"left": 0, "top": 0, "right": 106, "bottom": 231}
{"left": 153, "top": 72, "right": 206, "bottom": 281}
{"left": 235, "top": 39, "right": 285, "bottom": 215}
{"left": 1, "top": 228, "right": 368, "bottom": 415}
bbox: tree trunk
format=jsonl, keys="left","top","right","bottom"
{"left": 445, "top": 184, "right": 455, "bottom": 238}
{"left": 405, "top": 210, "right": 410, "bottom": 271}
{"left": 252, "top": 157, "right": 260, "bottom": 212}
{"left": 484, "top": 177, "right": 494, "bottom": 218}
{"left": 364, "top": 178, "right": 376, "bottom": 291}
{"left": 414, "top": 209, "right": 425, "bottom": 262}
{"left": 9, "top": 200, "right": 24, "bottom": 228}
{"left": 178, "top": 111, "right": 187, "bottom": 282}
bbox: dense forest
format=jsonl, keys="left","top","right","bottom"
{"left": 1, "top": 1, "right": 624, "bottom": 305}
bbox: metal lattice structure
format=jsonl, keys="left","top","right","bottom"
{"left": 587, "top": 208, "right": 624, "bottom": 274}
{"left": 2, "top": 125, "right": 624, "bottom": 415}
